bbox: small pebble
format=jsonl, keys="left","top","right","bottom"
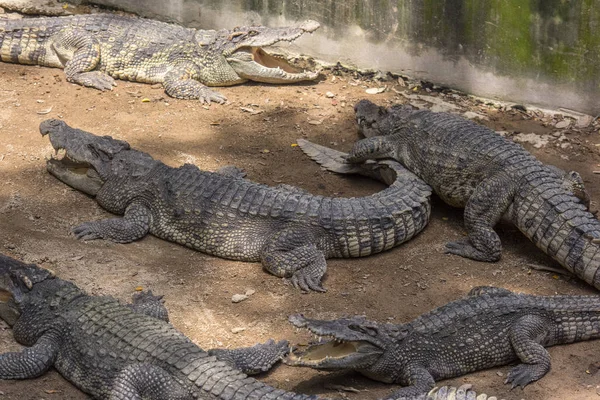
{"left": 231, "top": 294, "right": 248, "bottom": 303}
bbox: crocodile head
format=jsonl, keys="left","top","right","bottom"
{"left": 0, "top": 254, "right": 55, "bottom": 326}
{"left": 197, "top": 20, "right": 321, "bottom": 85}
{"left": 354, "top": 100, "right": 419, "bottom": 138}
{"left": 286, "top": 314, "right": 398, "bottom": 381}
{"left": 41, "top": 119, "right": 158, "bottom": 196}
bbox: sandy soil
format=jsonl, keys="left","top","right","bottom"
{"left": 0, "top": 58, "right": 600, "bottom": 400}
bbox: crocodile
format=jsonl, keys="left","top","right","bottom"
{"left": 0, "top": 254, "right": 503, "bottom": 399}
{"left": 345, "top": 99, "right": 600, "bottom": 289}
{"left": 0, "top": 13, "right": 320, "bottom": 103}
{"left": 40, "top": 119, "right": 432, "bottom": 292}
{"left": 0, "top": 252, "right": 318, "bottom": 399}
{"left": 286, "top": 286, "right": 600, "bottom": 399}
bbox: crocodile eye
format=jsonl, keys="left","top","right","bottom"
{"left": 349, "top": 324, "right": 378, "bottom": 336}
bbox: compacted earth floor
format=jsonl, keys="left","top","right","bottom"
{"left": 0, "top": 56, "right": 600, "bottom": 400}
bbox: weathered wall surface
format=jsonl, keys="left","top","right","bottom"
{"left": 84, "top": 0, "right": 600, "bottom": 114}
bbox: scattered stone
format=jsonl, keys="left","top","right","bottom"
{"left": 231, "top": 327, "right": 246, "bottom": 334}
{"left": 512, "top": 133, "right": 550, "bottom": 149}
{"left": 308, "top": 119, "right": 323, "bottom": 125}
{"left": 402, "top": 93, "right": 460, "bottom": 113}
{"left": 365, "top": 87, "right": 386, "bottom": 94}
{"left": 231, "top": 294, "right": 248, "bottom": 303}
{"left": 325, "top": 91, "right": 335, "bottom": 98}
{"left": 555, "top": 119, "right": 571, "bottom": 129}
{"left": 463, "top": 111, "right": 489, "bottom": 121}
{"left": 576, "top": 115, "right": 593, "bottom": 128}
{"left": 244, "top": 288, "right": 256, "bottom": 296}
{"left": 36, "top": 106, "right": 53, "bottom": 115}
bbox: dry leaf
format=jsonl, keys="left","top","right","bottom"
{"left": 240, "top": 107, "right": 263, "bottom": 115}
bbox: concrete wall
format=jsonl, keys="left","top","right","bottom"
{"left": 85, "top": 0, "right": 600, "bottom": 114}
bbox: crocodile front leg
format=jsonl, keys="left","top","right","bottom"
{"left": 73, "top": 202, "right": 151, "bottom": 243}
{"left": 163, "top": 63, "right": 227, "bottom": 104}
{"left": 445, "top": 171, "right": 516, "bottom": 262}
{"left": 52, "top": 28, "right": 116, "bottom": 91}
{"left": 385, "top": 366, "right": 436, "bottom": 399}
{"left": 261, "top": 227, "right": 327, "bottom": 292}
{"left": 110, "top": 364, "right": 192, "bottom": 400}
{"left": 0, "top": 330, "right": 61, "bottom": 379}
{"left": 208, "top": 339, "right": 289, "bottom": 375}
{"left": 505, "top": 315, "right": 552, "bottom": 389}
{"left": 345, "top": 135, "right": 397, "bottom": 163}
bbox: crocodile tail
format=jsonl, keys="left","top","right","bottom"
{"left": 297, "top": 139, "right": 432, "bottom": 257}
{"left": 513, "top": 169, "right": 600, "bottom": 289}
{"left": 426, "top": 385, "right": 503, "bottom": 400}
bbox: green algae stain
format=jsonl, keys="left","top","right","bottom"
{"left": 483, "top": 1, "right": 534, "bottom": 73}
{"left": 238, "top": 0, "right": 600, "bottom": 84}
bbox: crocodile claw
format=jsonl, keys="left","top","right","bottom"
{"left": 198, "top": 87, "right": 227, "bottom": 104}
{"left": 289, "top": 270, "right": 326, "bottom": 293}
{"left": 505, "top": 364, "right": 537, "bottom": 389}
{"left": 69, "top": 71, "right": 116, "bottom": 91}
{"left": 72, "top": 222, "right": 102, "bottom": 241}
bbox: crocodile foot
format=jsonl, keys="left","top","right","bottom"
{"left": 69, "top": 71, "right": 116, "bottom": 91}
{"left": 208, "top": 339, "right": 290, "bottom": 375}
{"left": 505, "top": 363, "right": 539, "bottom": 389}
{"left": 197, "top": 87, "right": 227, "bottom": 104}
{"left": 287, "top": 264, "right": 326, "bottom": 293}
{"left": 444, "top": 239, "right": 500, "bottom": 262}
{"left": 72, "top": 222, "right": 102, "bottom": 241}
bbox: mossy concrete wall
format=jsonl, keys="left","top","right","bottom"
{"left": 86, "top": 0, "right": 600, "bottom": 114}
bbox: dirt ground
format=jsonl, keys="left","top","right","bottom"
{"left": 1, "top": 53, "right": 600, "bottom": 400}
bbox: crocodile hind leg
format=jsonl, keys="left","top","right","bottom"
{"left": 261, "top": 228, "right": 327, "bottom": 292}
{"left": 73, "top": 202, "right": 151, "bottom": 243}
{"left": 505, "top": 315, "right": 552, "bottom": 389}
{"left": 0, "top": 330, "right": 60, "bottom": 379}
{"left": 208, "top": 339, "right": 289, "bottom": 375}
{"left": 445, "top": 172, "right": 516, "bottom": 262}
{"left": 127, "top": 290, "right": 169, "bottom": 322}
{"left": 110, "top": 364, "right": 192, "bottom": 400}
{"left": 51, "top": 29, "right": 116, "bottom": 91}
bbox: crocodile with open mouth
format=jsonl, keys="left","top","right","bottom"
{"left": 0, "top": 13, "right": 320, "bottom": 103}
{"left": 286, "top": 286, "right": 600, "bottom": 398}
{"left": 40, "top": 119, "right": 431, "bottom": 292}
